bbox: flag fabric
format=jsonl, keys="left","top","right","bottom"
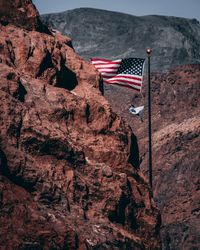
{"left": 129, "top": 105, "right": 144, "bottom": 121}
{"left": 91, "top": 57, "right": 145, "bottom": 92}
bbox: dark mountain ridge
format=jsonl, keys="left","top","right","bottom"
{"left": 1, "top": 2, "right": 199, "bottom": 249}
{"left": 42, "top": 8, "right": 200, "bottom": 71}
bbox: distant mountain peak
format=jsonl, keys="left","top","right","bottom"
{"left": 42, "top": 8, "right": 200, "bottom": 71}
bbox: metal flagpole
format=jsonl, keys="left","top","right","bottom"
{"left": 146, "top": 48, "right": 153, "bottom": 189}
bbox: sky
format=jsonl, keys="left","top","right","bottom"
{"left": 32, "top": 0, "right": 200, "bottom": 21}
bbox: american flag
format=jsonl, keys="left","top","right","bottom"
{"left": 91, "top": 57, "right": 145, "bottom": 92}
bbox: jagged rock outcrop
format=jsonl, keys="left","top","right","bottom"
{"left": 105, "top": 64, "right": 200, "bottom": 249}
{"left": 42, "top": 8, "right": 200, "bottom": 72}
{"left": 0, "top": 0, "right": 50, "bottom": 33}
{"left": 0, "top": 1, "right": 161, "bottom": 249}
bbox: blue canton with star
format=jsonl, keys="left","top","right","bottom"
{"left": 117, "top": 58, "right": 145, "bottom": 76}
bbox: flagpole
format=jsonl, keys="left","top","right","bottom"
{"left": 99, "top": 78, "right": 104, "bottom": 96}
{"left": 146, "top": 48, "right": 153, "bottom": 189}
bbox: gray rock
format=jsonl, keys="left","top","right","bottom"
{"left": 42, "top": 8, "right": 200, "bottom": 72}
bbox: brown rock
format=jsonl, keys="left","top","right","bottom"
{"left": 0, "top": 0, "right": 50, "bottom": 33}
{"left": 106, "top": 64, "right": 200, "bottom": 249}
{"left": 0, "top": 2, "right": 161, "bottom": 249}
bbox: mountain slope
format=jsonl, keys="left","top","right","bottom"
{"left": 42, "top": 8, "right": 200, "bottom": 71}
{"left": 104, "top": 64, "right": 200, "bottom": 249}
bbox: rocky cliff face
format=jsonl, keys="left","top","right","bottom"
{"left": 0, "top": 1, "right": 161, "bottom": 249}
{"left": 105, "top": 64, "right": 200, "bottom": 249}
{"left": 42, "top": 8, "right": 200, "bottom": 72}
{"left": 0, "top": 0, "right": 49, "bottom": 33}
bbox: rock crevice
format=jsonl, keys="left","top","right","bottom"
{"left": 0, "top": 1, "right": 161, "bottom": 249}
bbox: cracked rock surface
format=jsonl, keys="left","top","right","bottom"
{"left": 0, "top": 1, "right": 161, "bottom": 249}
{"left": 105, "top": 64, "right": 200, "bottom": 250}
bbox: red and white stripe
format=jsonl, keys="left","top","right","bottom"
{"left": 91, "top": 58, "right": 121, "bottom": 79}
{"left": 91, "top": 58, "right": 142, "bottom": 92}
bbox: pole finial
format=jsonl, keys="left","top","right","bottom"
{"left": 146, "top": 48, "right": 152, "bottom": 56}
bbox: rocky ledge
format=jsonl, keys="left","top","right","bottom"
{"left": 105, "top": 64, "right": 200, "bottom": 249}
{"left": 0, "top": 0, "right": 161, "bottom": 249}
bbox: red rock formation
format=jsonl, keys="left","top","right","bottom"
{"left": 0, "top": 0, "right": 50, "bottom": 33}
{"left": 106, "top": 65, "right": 200, "bottom": 249}
{"left": 0, "top": 1, "right": 161, "bottom": 249}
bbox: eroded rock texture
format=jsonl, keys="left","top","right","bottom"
{"left": 0, "top": 0, "right": 49, "bottom": 33}
{"left": 106, "top": 65, "right": 200, "bottom": 249}
{"left": 0, "top": 1, "right": 161, "bottom": 249}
